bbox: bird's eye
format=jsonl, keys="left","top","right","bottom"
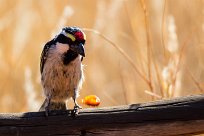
{"left": 81, "top": 39, "right": 85, "bottom": 45}
{"left": 66, "top": 33, "right": 76, "bottom": 42}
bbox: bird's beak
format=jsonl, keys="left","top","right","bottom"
{"left": 70, "top": 43, "right": 85, "bottom": 57}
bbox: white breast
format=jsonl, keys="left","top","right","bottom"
{"left": 55, "top": 42, "right": 69, "bottom": 53}
{"left": 41, "top": 43, "right": 84, "bottom": 102}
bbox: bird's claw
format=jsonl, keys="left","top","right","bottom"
{"left": 72, "top": 105, "right": 82, "bottom": 116}
{"left": 45, "top": 106, "right": 50, "bottom": 116}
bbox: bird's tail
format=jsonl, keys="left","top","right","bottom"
{"left": 39, "top": 99, "right": 67, "bottom": 111}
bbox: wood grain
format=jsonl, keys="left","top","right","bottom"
{"left": 1, "top": 94, "right": 204, "bottom": 136}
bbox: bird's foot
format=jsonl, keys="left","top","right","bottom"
{"left": 44, "top": 99, "right": 51, "bottom": 117}
{"left": 72, "top": 105, "right": 82, "bottom": 116}
{"left": 45, "top": 106, "right": 50, "bottom": 117}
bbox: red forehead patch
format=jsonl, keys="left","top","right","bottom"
{"left": 74, "top": 31, "right": 85, "bottom": 40}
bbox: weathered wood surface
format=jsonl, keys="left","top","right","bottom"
{"left": 1, "top": 95, "right": 204, "bottom": 136}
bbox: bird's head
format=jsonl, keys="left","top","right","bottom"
{"left": 56, "top": 26, "right": 86, "bottom": 57}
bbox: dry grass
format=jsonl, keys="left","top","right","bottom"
{"left": 0, "top": 0, "right": 204, "bottom": 112}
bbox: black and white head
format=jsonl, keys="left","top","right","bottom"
{"left": 55, "top": 26, "right": 86, "bottom": 57}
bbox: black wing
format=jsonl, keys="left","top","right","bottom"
{"left": 40, "top": 39, "right": 55, "bottom": 74}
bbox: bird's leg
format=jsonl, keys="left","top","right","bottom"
{"left": 73, "top": 100, "right": 82, "bottom": 115}
{"left": 72, "top": 88, "right": 82, "bottom": 115}
{"left": 44, "top": 97, "right": 51, "bottom": 116}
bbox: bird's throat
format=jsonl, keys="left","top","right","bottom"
{"left": 62, "top": 50, "right": 78, "bottom": 65}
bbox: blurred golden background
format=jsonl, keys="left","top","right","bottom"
{"left": 0, "top": 0, "right": 204, "bottom": 112}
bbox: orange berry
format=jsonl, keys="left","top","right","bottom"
{"left": 82, "top": 95, "right": 100, "bottom": 106}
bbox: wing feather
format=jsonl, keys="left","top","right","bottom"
{"left": 40, "top": 39, "right": 55, "bottom": 74}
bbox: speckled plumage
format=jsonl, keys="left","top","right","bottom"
{"left": 39, "top": 27, "right": 85, "bottom": 114}
{"left": 39, "top": 42, "right": 84, "bottom": 112}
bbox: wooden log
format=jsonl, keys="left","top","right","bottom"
{"left": 1, "top": 94, "right": 204, "bottom": 136}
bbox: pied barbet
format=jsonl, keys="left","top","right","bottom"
{"left": 39, "top": 26, "right": 86, "bottom": 116}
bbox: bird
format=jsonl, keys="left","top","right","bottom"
{"left": 39, "top": 26, "right": 86, "bottom": 116}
